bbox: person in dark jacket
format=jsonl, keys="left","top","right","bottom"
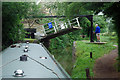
{"left": 95, "top": 24, "right": 100, "bottom": 42}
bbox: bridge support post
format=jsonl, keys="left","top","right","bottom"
{"left": 43, "top": 39, "right": 50, "bottom": 49}
{"left": 86, "top": 15, "right": 94, "bottom": 42}
{"left": 90, "top": 15, "right": 94, "bottom": 42}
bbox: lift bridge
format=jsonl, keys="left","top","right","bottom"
{"left": 35, "top": 17, "right": 82, "bottom": 42}
{"left": 27, "top": 15, "right": 94, "bottom": 47}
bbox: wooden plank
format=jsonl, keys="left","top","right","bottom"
{"left": 71, "top": 21, "right": 77, "bottom": 25}
{"left": 46, "top": 28, "right": 54, "bottom": 33}
{"left": 54, "top": 21, "right": 58, "bottom": 32}
{"left": 73, "top": 26, "right": 82, "bottom": 29}
{"left": 76, "top": 17, "right": 80, "bottom": 28}
{"left": 26, "top": 15, "right": 93, "bottom": 18}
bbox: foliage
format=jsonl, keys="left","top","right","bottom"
{"left": 85, "top": 2, "right": 120, "bottom": 71}
{"left": 49, "top": 42, "right": 73, "bottom": 75}
{"left": 48, "top": 2, "right": 120, "bottom": 72}
{"left": 108, "top": 22, "right": 115, "bottom": 33}
{"left": 47, "top": 2, "right": 112, "bottom": 75}
{"left": 72, "top": 39, "right": 116, "bottom": 78}
{"left": 93, "top": 15, "right": 108, "bottom": 33}
{"left": 104, "top": 3, "right": 120, "bottom": 64}
{"left": 44, "top": 2, "right": 67, "bottom": 15}
{"left": 23, "top": 3, "right": 44, "bottom": 28}
{"left": 49, "top": 2, "right": 109, "bottom": 36}
{"left": 49, "top": 33, "right": 89, "bottom": 75}
{"left": 2, "top": 2, "right": 36, "bottom": 49}
{"left": 27, "top": 3, "right": 43, "bottom": 17}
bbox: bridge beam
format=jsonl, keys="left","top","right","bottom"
{"left": 40, "top": 27, "right": 79, "bottom": 42}
{"left": 26, "top": 15, "right": 93, "bottom": 18}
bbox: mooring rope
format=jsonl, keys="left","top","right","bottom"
{"left": 0, "top": 57, "right": 19, "bottom": 69}
{"left": 28, "top": 56, "right": 61, "bottom": 80}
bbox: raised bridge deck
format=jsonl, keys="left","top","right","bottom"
{"left": 35, "top": 17, "right": 82, "bottom": 41}
{"left": 40, "top": 26, "right": 81, "bottom": 41}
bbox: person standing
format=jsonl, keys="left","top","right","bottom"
{"left": 95, "top": 24, "right": 100, "bottom": 42}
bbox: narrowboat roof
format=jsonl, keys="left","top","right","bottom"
{"left": 1, "top": 43, "right": 70, "bottom": 79}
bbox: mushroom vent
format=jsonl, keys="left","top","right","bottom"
{"left": 14, "top": 69, "right": 24, "bottom": 77}
{"left": 24, "top": 49, "right": 28, "bottom": 52}
{"left": 26, "top": 41, "right": 29, "bottom": 44}
{"left": 11, "top": 45, "right": 16, "bottom": 48}
{"left": 20, "top": 55, "right": 27, "bottom": 61}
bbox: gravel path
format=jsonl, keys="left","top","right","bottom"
{"left": 93, "top": 47, "right": 120, "bottom": 78}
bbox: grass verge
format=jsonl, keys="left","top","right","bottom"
{"left": 24, "top": 38, "right": 37, "bottom": 43}
{"left": 72, "top": 41, "right": 117, "bottom": 78}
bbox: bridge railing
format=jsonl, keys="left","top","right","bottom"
{"left": 37, "top": 17, "right": 82, "bottom": 37}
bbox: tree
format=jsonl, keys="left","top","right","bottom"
{"left": 85, "top": 2, "right": 120, "bottom": 71}
{"left": 25, "top": 3, "right": 44, "bottom": 28}
{"left": 105, "top": 3, "right": 120, "bottom": 71}
{"left": 47, "top": 2, "right": 120, "bottom": 72}
{"left": 65, "top": 2, "right": 120, "bottom": 71}
{"left": 93, "top": 15, "right": 109, "bottom": 33}
{"left": 2, "top": 2, "right": 33, "bottom": 49}
{"left": 64, "top": 2, "right": 120, "bottom": 71}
